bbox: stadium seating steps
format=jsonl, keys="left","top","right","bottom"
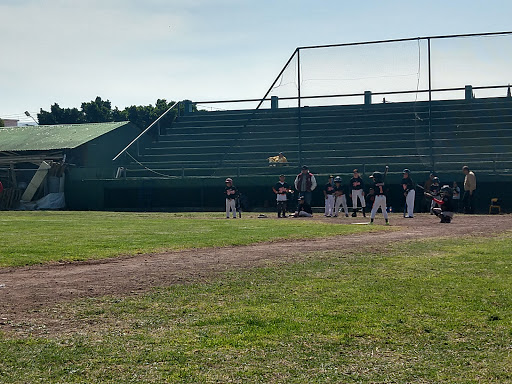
{"left": 125, "top": 97, "right": 512, "bottom": 179}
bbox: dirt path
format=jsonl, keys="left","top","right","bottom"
{"left": 1, "top": 214, "right": 511, "bottom": 334}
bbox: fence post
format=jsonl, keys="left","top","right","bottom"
{"left": 364, "top": 91, "right": 372, "bottom": 105}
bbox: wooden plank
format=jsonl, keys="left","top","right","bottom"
{"left": 21, "top": 161, "right": 51, "bottom": 202}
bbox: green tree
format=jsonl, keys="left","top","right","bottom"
{"left": 81, "top": 96, "right": 113, "bottom": 123}
{"left": 38, "top": 103, "right": 85, "bottom": 125}
{"left": 0, "top": 118, "right": 4, "bottom": 127}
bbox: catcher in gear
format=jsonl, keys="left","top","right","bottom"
{"left": 424, "top": 185, "right": 455, "bottom": 223}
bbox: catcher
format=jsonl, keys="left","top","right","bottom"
{"left": 424, "top": 185, "right": 455, "bottom": 223}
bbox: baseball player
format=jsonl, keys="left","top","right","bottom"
{"left": 429, "top": 176, "right": 441, "bottom": 213}
{"left": 401, "top": 168, "right": 415, "bottom": 218}
{"left": 369, "top": 166, "right": 389, "bottom": 225}
{"left": 272, "top": 174, "right": 293, "bottom": 218}
{"left": 291, "top": 195, "right": 313, "bottom": 217}
{"left": 333, "top": 176, "right": 349, "bottom": 217}
{"left": 224, "top": 178, "right": 238, "bottom": 218}
{"left": 349, "top": 169, "right": 366, "bottom": 217}
{"left": 424, "top": 185, "right": 455, "bottom": 223}
{"left": 323, "top": 175, "right": 335, "bottom": 217}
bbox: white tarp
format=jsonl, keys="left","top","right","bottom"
{"left": 18, "top": 192, "right": 66, "bottom": 210}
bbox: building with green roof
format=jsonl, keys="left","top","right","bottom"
{"left": 0, "top": 121, "right": 141, "bottom": 209}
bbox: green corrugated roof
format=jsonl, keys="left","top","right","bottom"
{"left": 0, "top": 121, "right": 130, "bottom": 151}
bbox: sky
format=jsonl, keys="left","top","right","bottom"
{"left": 1, "top": 0, "right": 512, "bottom": 124}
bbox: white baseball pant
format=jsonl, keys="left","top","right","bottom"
{"left": 324, "top": 195, "right": 335, "bottom": 216}
{"left": 405, "top": 189, "right": 415, "bottom": 217}
{"left": 352, "top": 189, "right": 366, "bottom": 210}
{"left": 334, "top": 195, "right": 348, "bottom": 216}
{"left": 226, "top": 198, "right": 236, "bottom": 218}
{"left": 370, "top": 195, "right": 388, "bottom": 220}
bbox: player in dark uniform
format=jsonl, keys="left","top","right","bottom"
{"left": 424, "top": 185, "right": 455, "bottom": 223}
{"left": 349, "top": 169, "right": 366, "bottom": 217}
{"left": 333, "top": 176, "right": 349, "bottom": 217}
{"left": 323, "top": 175, "right": 335, "bottom": 217}
{"left": 401, "top": 169, "right": 415, "bottom": 218}
{"left": 429, "top": 176, "right": 441, "bottom": 213}
{"left": 224, "top": 178, "right": 238, "bottom": 218}
{"left": 292, "top": 195, "right": 313, "bottom": 217}
{"left": 369, "top": 166, "right": 389, "bottom": 225}
{"left": 272, "top": 174, "right": 293, "bottom": 218}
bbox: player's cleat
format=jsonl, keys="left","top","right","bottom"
{"left": 385, "top": 221, "right": 390, "bottom": 226}
{"left": 345, "top": 214, "right": 349, "bottom": 217}
{"left": 352, "top": 212, "right": 357, "bottom": 217}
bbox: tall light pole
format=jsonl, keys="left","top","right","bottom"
{"left": 24, "top": 111, "right": 38, "bottom": 125}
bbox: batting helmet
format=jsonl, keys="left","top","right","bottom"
{"left": 433, "top": 177, "right": 440, "bottom": 184}
{"left": 334, "top": 176, "right": 342, "bottom": 183}
{"left": 402, "top": 168, "right": 411, "bottom": 174}
{"left": 370, "top": 171, "right": 383, "bottom": 182}
{"left": 225, "top": 178, "right": 233, "bottom": 183}
{"left": 440, "top": 185, "right": 453, "bottom": 196}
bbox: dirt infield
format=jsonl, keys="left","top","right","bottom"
{"left": 1, "top": 214, "right": 511, "bottom": 335}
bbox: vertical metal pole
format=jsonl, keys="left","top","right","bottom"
{"left": 297, "top": 48, "right": 302, "bottom": 167}
{"left": 428, "top": 38, "right": 434, "bottom": 170}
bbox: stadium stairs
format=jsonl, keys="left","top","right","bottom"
{"left": 105, "top": 97, "right": 512, "bottom": 211}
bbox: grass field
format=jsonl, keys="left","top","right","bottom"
{"left": 0, "top": 211, "right": 382, "bottom": 267}
{"left": 1, "top": 222, "right": 512, "bottom": 383}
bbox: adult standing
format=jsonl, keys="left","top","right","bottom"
{"left": 294, "top": 165, "right": 317, "bottom": 206}
{"left": 349, "top": 169, "right": 366, "bottom": 217}
{"left": 402, "top": 169, "right": 415, "bottom": 218}
{"left": 462, "top": 165, "right": 477, "bottom": 213}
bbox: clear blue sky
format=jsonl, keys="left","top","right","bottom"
{"left": 1, "top": 0, "right": 511, "bottom": 123}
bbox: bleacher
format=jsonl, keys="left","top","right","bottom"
{"left": 125, "top": 97, "right": 512, "bottom": 180}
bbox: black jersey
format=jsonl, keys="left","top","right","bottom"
{"left": 273, "top": 182, "right": 290, "bottom": 195}
{"left": 401, "top": 177, "right": 414, "bottom": 192}
{"left": 436, "top": 195, "right": 454, "bottom": 212}
{"left": 324, "top": 182, "right": 335, "bottom": 195}
{"left": 224, "top": 186, "right": 238, "bottom": 200}
{"left": 297, "top": 202, "right": 313, "bottom": 214}
{"left": 374, "top": 181, "right": 386, "bottom": 196}
{"left": 333, "top": 184, "right": 345, "bottom": 196}
{"left": 350, "top": 176, "right": 364, "bottom": 191}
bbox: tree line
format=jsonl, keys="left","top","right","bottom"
{"left": 36, "top": 97, "right": 194, "bottom": 130}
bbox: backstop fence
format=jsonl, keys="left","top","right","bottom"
{"left": 194, "top": 31, "right": 512, "bottom": 111}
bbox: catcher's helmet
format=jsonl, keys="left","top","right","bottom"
{"left": 334, "top": 176, "right": 342, "bottom": 183}
{"left": 225, "top": 178, "right": 233, "bottom": 183}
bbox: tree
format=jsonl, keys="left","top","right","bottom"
{"left": 38, "top": 103, "right": 85, "bottom": 125}
{"left": 36, "top": 97, "right": 188, "bottom": 129}
{"left": 0, "top": 118, "right": 4, "bottom": 127}
{"left": 81, "top": 96, "right": 113, "bottom": 123}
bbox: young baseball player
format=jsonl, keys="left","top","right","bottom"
{"left": 429, "top": 176, "right": 441, "bottom": 213}
{"left": 292, "top": 195, "right": 313, "bottom": 217}
{"left": 369, "top": 166, "right": 389, "bottom": 225}
{"left": 323, "top": 175, "right": 335, "bottom": 217}
{"left": 349, "top": 169, "right": 366, "bottom": 217}
{"left": 224, "top": 178, "right": 238, "bottom": 218}
{"left": 401, "top": 168, "right": 415, "bottom": 218}
{"left": 333, "top": 176, "right": 349, "bottom": 217}
{"left": 272, "top": 174, "right": 293, "bottom": 218}
{"left": 424, "top": 185, "right": 455, "bottom": 223}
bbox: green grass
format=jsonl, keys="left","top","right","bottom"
{"left": 0, "top": 211, "right": 382, "bottom": 267}
{"left": 1, "top": 234, "right": 512, "bottom": 383}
